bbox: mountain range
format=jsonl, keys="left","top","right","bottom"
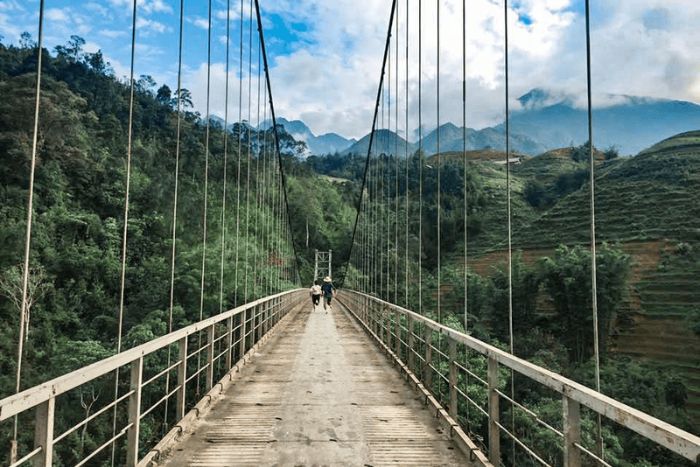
{"left": 259, "top": 118, "right": 357, "bottom": 155}
{"left": 278, "top": 89, "right": 700, "bottom": 157}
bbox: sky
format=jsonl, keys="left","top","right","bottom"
{"left": 1, "top": 0, "right": 699, "bottom": 140}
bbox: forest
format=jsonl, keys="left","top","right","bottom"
{"left": 0, "top": 36, "right": 697, "bottom": 466}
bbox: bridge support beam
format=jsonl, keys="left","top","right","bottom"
{"left": 177, "top": 337, "right": 187, "bottom": 420}
{"left": 448, "top": 339, "right": 458, "bottom": 419}
{"left": 424, "top": 327, "right": 433, "bottom": 392}
{"left": 225, "top": 317, "right": 233, "bottom": 370}
{"left": 127, "top": 357, "right": 143, "bottom": 467}
{"left": 33, "top": 396, "right": 55, "bottom": 467}
{"left": 563, "top": 395, "right": 582, "bottom": 467}
{"left": 239, "top": 308, "right": 247, "bottom": 361}
{"left": 407, "top": 316, "right": 415, "bottom": 373}
{"left": 206, "top": 325, "right": 215, "bottom": 390}
{"left": 394, "top": 310, "right": 401, "bottom": 358}
{"left": 488, "top": 357, "right": 500, "bottom": 464}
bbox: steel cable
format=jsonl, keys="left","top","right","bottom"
{"left": 163, "top": 0, "right": 187, "bottom": 432}
{"left": 12, "top": 0, "right": 45, "bottom": 458}
{"left": 111, "top": 0, "right": 138, "bottom": 463}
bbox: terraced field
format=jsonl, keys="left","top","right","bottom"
{"left": 446, "top": 131, "right": 700, "bottom": 420}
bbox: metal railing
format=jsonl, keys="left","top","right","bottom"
{"left": 0, "top": 289, "right": 305, "bottom": 467}
{"left": 339, "top": 290, "right": 700, "bottom": 466}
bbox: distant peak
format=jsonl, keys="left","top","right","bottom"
{"left": 517, "top": 88, "right": 574, "bottom": 110}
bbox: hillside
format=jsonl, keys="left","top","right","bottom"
{"left": 463, "top": 132, "right": 700, "bottom": 421}
{"left": 513, "top": 132, "right": 700, "bottom": 248}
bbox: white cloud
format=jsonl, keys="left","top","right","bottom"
{"left": 192, "top": 17, "right": 210, "bottom": 30}
{"left": 100, "top": 29, "right": 127, "bottom": 39}
{"left": 108, "top": 0, "right": 173, "bottom": 15}
{"left": 137, "top": 17, "right": 169, "bottom": 35}
{"left": 45, "top": 8, "right": 70, "bottom": 23}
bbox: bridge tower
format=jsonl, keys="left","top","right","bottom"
{"left": 313, "top": 249, "right": 332, "bottom": 282}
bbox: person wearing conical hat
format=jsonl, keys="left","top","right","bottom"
{"left": 321, "top": 276, "right": 335, "bottom": 311}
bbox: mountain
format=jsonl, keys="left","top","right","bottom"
{"left": 260, "top": 117, "right": 355, "bottom": 156}
{"left": 341, "top": 129, "right": 416, "bottom": 156}
{"left": 342, "top": 123, "right": 545, "bottom": 157}
{"left": 504, "top": 88, "right": 700, "bottom": 155}
{"left": 420, "top": 123, "right": 546, "bottom": 155}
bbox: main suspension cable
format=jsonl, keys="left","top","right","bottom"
{"left": 339, "top": 0, "right": 398, "bottom": 289}
{"left": 255, "top": 0, "right": 303, "bottom": 285}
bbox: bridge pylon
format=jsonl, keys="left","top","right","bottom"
{"left": 313, "top": 249, "right": 332, "bottom": 282}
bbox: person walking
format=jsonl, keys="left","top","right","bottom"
{"left": 309, "top": 281, "right": 322, "bottom": 310}
{"left": 321, "top": 276, "right": 335, "bottom": 312}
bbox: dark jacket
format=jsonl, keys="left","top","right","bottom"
{"left": 321, "top": 282, "right": 334, "bottom": 296}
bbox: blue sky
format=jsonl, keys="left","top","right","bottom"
{"left": 1, "top": 0, "right": 699, "bottom": 139}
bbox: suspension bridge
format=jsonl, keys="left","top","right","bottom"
{"left": 1, "top": 0, "right": 699, "bottom": 466}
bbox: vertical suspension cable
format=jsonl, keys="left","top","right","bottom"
{"left": 244, "top": 0, "right": 253, "bottom": 302}
{"left": 585, "top": 0, "right": 603, "bottom": 458}
{"left": 462, "top": 0, "right": 471, "bottom": 428}
{"left": 436, "top": 0, "right": 441, "bottom": 326}
{"left": 436, "top": 0, "right": 443, "bottom": 404}
{"left": 196, "top": 0, "right": 213, "bottom": 398}
{"left": 380, "top": 81, "right": 385, "bottom": 299}
{"left": 418, "top": 0, "right": 423, "bottom": 316}
{"left": 111, "top": 0, "right": 138, "bottom": 464}
{"left": 12, "top": 0, "right": 45, "bottom": 456}
{"left": 234, "top": 0, "right": 244, "bottom": 306}
{"left": 163, "top": 0, "right": 186, "bottom": 432}
{"left": 404, "top": 0, "right": 409, "bottom": 307}
{"left": 394, "top": 2, "right": 399, "bottom": 305}
{"left": 253, "top": 36, "right": 262, "bottom": 298}
{"left": 386, "top": 37, "right": 391, "bottom": 301}
{"left": 261, "top": 80, "right": 269, "bottom": 295}
{"left": 219, "top": 0, "right": 232, "bottom": 315}
{"left": 504, "top": 0, "right": 516, "bottom": 462}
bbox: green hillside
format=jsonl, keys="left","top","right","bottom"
{"left": 513, "top": 133, "right": 700, "bottom": 248}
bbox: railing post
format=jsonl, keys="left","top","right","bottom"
{"left": 487, "top": 356, "right": 500, "bottom": 464}
{"left": 424, "top": 326, "right": 433, "bottom": 391}
{"left": 394, "top": 310, "right": 401, "bottom": 358}
{"left": 33, "top": 396, "right": 55, "bottom": 467}
{"left": 563, "top": 395, "right": 582, "bottom": 467}
{"left": 176, "top": 337, "right": 187, "bottom": 420}
{"left": 226, "top": 317, "right": 233, "bottom": 370}
{"left": 407, "top": 316, "right": 415, "bottom": 372}
{"left": 126, "top": 357, "right": 143, "bottom": 467}
{"left": 449, "top": 338, "right": 458, "bottom": 419}
{"left": 239, "top": 308, "right": 247, "bottom": 359}
{"left": 206, "top": 325, "right": 215, "bottom": 390}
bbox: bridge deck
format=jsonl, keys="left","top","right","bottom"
{"left": 159, "top": 299, "right": 470, "bottom": 466}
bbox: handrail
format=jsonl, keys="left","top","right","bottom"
{"left": 0, "top": 289, "right": 302, "bottom": 422}
{"left": 340, "top": 290, "right": 700, "bottom": 463}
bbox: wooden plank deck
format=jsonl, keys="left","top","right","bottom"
{"left": 159, "top": 298, "right": 470, "bottom": 466}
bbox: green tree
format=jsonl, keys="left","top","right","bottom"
{"left": 540, "top": 244, "right": 631, "bottom": 364}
